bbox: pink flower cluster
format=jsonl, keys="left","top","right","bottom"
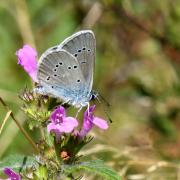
{"left": 48, "top": 105, "right": 108, "bottom": 138}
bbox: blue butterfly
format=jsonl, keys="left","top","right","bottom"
{"left": 35, "top": 30, "right": 97, "bottom": 109}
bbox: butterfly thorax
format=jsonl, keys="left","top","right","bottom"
{"left": 68, "top": 89, "right": 96, "bottom": 108}
{"left": 72, "top": 90, "right": 98, "bottom": 108}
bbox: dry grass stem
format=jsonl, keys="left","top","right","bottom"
{"left": 0, "top": 110, "right": 12, "bottom": 135}
{"left": 14, "top": 0, "right": 36, "bottom": 47}
{"left": 82, "top": 2, "right": 102, "bottom": 28}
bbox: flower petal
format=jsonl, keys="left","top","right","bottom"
{"left": 47, "top": 123, "right": 62, "bottom": 140}
{"left": 84, "top": 105, "right": 96, "bottom": 119}
{"left": 47, "top": 122, "right": 58, "bottom": 133}
{"left": 50, "top": 106, "right": 66, "bottom": 123}
{"left": 47, "top": 117, "right": 78, "bottom": 134}
{"left": 93, "top": 117, "right": 109, "bottom": 129}
{"left": 79, "top": 123, "right": 94, "bottom": 138}
{"left": 60, "top": 117, "right": 78, "bottom": 133}
{"left": 82, "top": 118, "right": 93, "bottom": 132}
{"left": 16, "top": 45, "right": 38, "bottom": 82}
{"left": 3, "top": 168, "right": 21, "bottom": 180}
{"left": 79, "top": 105, "right": 97, "bottom": 138}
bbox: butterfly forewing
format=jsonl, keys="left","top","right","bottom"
{"left": 37, "top": 50, "right": 86, "bottom": 103}
{"left": 59, "top": 30, "right": 96, "bottom": 90}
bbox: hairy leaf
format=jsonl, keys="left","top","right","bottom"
{"left": 63, "top": 160, "right": 121, "bottom": 180}
{"left": 0, "top": 154, "right": 37, "bottom": 171}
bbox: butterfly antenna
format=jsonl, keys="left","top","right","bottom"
{"left": 98, "top": 93, "right": 111, "bottom": 107}
{"left": 96, "top": 94, "right": 112, "bottom": 123}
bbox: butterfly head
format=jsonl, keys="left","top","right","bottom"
{"left": 90, "top": 90, "right": 98, "bottom": 101}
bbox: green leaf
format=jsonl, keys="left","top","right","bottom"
{"left": 0, "top": 154, "right": 37, "bottom": 171}
{"left": 63, "top": 160, "right": 121, "bottom": 180}
{"left": 35, "top": 165, "right": 48, "bottom": 179}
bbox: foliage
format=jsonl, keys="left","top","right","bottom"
{"left": 63, "top": 160, "right": 121, "bottom": 180}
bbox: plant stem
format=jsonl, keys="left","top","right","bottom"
{"left": 0, "top": 97, "right": 39, "bottom": 153}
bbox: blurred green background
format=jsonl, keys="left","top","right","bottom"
{"left": 0, "top": 0, "right": 180, "bottom": 179}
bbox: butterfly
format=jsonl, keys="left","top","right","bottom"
{"left": 35, "top": 30, "right": 97, "bottom": 109}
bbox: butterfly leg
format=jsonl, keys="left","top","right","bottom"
{"left": 75, "top": 106, "right": 83, "bottom": 118}
{"left": 87, "top": 102, "right": 90, "bottom": 116}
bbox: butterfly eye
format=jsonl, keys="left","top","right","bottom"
{"left": 77, "top": 79, "right": 80, "bottom": 82}
{"left": 73, "top": 65, "right": 77, "bottom": 69}
{"left": 55, "top": 65, "right": 59, "bottom": 67}
{"left": 78, "top": 49, "right": 81, "bottom": 52}
{"left": 82, "top": 47, "right": 86, "bottom": 50}
{"left": 74, "top": 54, "right": 77, "bottom": 57}
{"left": 88, "top": 49, "right": 91, "bottom": 52}
{"left": 59, "top": 62, "right": 63, "bottom": 65}
{"left": 68, "top": 66, "right": 71, "bottom": 69}
{"left": 47, "top": 76, "right": 50, "bottom": 81}
{"left": 54, "top": 74, "right": 57, "bottom": 77}
{"left": 90, "top": 94, "right": 96, "bottom": 100}
{"left": 54, "top": 69, "right": 57, "bottom": 72}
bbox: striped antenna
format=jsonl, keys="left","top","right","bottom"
{"left": 91, "top": 91, "right": 112, "bottom": 123}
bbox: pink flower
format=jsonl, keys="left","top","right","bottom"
{"left": 47, "top": 106, "right": 78, "bottom": 136}
{"left": 2, "top": 168, "right": 21, "bottom": 180}
{"left": 79, "top": 105, "right": 108, "bottom": 138}
{"left": 16, "top": 45, "right": 38, "bottom": 82}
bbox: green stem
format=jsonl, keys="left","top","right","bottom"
{"left": 53, "top": 136, "right": 62, "bottom": 164}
